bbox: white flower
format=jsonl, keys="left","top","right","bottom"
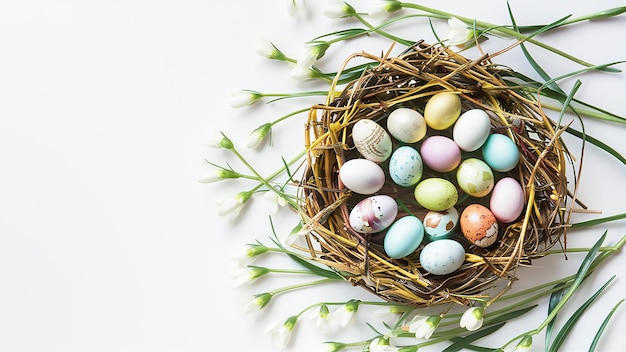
{"left": 460, "top": 306, "right": 484, "bottom": 331}
{"left": 198, "top": 168, "right": 240, "bottom": 184}
{"left": 284, "top": 226, "right": 309, "bottom": 246}
{"left": 246, "top": 123, "right": 272, "bottom": 149}
{"left": 406, "top": 315, "right": 441, "bottom": 339}
{"left": 230, "top": 90, "right": 262, "bottom": 108}
{"left": 291, "top": 64, "right": 317, "bottom": 82}
{"left": 369, "top": 337, "right": 400, "bottom": 352}
{"left": 447, "top": 17, "right": 473, "bottom": 46}
{"left": 204, "top": 131, "right": 233, "bottom": 149}
{"left": 285, "top": 0, "right": 307, "bottom": 17}
{"left": 265, "top": 317, "right": 297, "bottom": 350}
{"left": 263, "top": 189, "right": 288, "bottom": 215}
{"left": 329, "top": 300, "right": 360, "bottom": 328}
{"left": 242, "top": 292, "right": 273, "bottom": 313}
{"left": 372, "top": 306, "right": 403, "bottom": 325}
{"left": 307, "top": 305, "right": 331, "bottom": 335}
{"left": 310, "top": 342, "right": 346, "bottom": 352}
{"left": 296, "top": 41, "right": 329, "bottom": 68}
{"left": 215, "top": 191, "right": 251, "bottom": 218}
{"left": 323, "top": 0, "right": 356, "bottom": 18}
{"left": 255, "top": 37, "right": 287, "bottom": 61}
{"left": 231, "top": 266, "right": 269, "bottom": 288}
{"left": 515, "top": 335, "right": 533, "bottom": 351}
{"left": 365, "top": 0, "right": 402, "bottom": 21}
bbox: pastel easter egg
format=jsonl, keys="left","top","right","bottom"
{"left": 419, "top": 239, "right": 465, "bottom": 275}
{"left": 481, "top": 133, "right": 520, "bottom": 172}
{"left": 349, "top": 195, "right": 398, "bottom": 234}
{"left": 339, "top": 159, "right": 386, "bottom": 195}
{"left": 352, "top": 119, "right": 393, "bottom": 162}
{"left": 389, "top": 146, "right": 423, "bottom": 187}
{"left": 420, "top": 136, "right": 461, "bottom": 173}
{"left": 384, "top": 216, "right": 425, "bottom": 259}
{"left": 453, "top": 109, "right": 491, "bottom": 151}
{"left": 414, "top": 178, "right": 458, "bottom": 211}
{"left": 423, "top": 207, "right": 459, "bottom": 241}
{"left": 386, "top": 108, "right": 427, "bottom": 143}
{"left": 456, "top": 158, "right": 494, "bottom": 198}
{"left": 490, "top": 177, "right": 525, "bottom": 223}
{"left": 424, "top": 91, "right": 462, "bottom": 130}
{"left": 460, "top": 204, "right": 499, "bottom": 248}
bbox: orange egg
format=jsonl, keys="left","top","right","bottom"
{"left": 460, "top": 204, "right": 498, "bottom": 247}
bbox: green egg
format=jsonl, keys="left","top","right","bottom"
{"left": 414, "top": 178, "right": 458, "bottom": 211}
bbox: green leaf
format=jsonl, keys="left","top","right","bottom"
{"left": 545, "top": 282, "right": 568, "bottom": 351}
{"left": 565, "top": 127, "right": 626, "bottom": 166}
{"left": 548, "top": 276, "right": 616, "bottom": 352}
{"left": 443, "top": 323, "right": 505, "bottom": 352}
{"left": 589, "top": 299, "right": 625, "bottom": 352}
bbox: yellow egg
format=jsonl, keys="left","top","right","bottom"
{"left": 423, "top": 92, "right": 461, "bottom": 130}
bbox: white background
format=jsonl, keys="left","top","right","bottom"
{"left": 1, "top": 1, "right": 626, "bottom": 351}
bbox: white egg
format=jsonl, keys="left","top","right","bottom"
{"left": 349, "top": 195, "right": 398, "bottom": 233}
{"left": 453, "top": 109, "right": 491, "bottom": 152}
{"left": 339, "top": 159, "right": 386, "bottom": 195}
{"left": 352, "top": 119, "right": 392, "bottom": 162}
{"left": 419, "top": 239, "right": 465, "bottom": 275}
{"left": 386, "top": 108, "right": 427, "bottom": 143}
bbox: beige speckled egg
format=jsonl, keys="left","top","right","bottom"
{"left": 423, "top": 92, "right": 462, "bottom": 130}
{"left": 460, "top": 204, "right": 498, "bottom": 248}
{"left": 352, "top": 119, "right": 392, "bottom": 162}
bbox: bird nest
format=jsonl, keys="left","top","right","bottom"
{"left": 297, "top": 41, "right": 571, "bottom": 307}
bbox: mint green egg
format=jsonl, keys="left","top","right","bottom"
{"left": 481, "top": 134, "right": 520, "bottom": 172}
{"left": 414, "top": 178, "right": 458, "bottom": 211}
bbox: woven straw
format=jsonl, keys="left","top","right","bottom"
{"left": 297, "top": 41, "right": 571, "bottom": 307}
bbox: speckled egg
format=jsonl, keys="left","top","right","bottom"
{"left": 386, "top": 108, "right": 427, "bottom": 143}
{"left": 384, "top": 216, "right": 425, "bottom": 259}
{"left": 339, "top": 159, "right": 386, "bottom": 195}
{"left": 460, "top": 204, "right": 499, "bottom": 248}
{"left": 420, "top": 136, "right": 461, "bottom": 173}
{"left": 423, "top": 207, "right": 459, "bottom": 241}
{"left": 389, "top": 146, "right": 423, "bottom": 187}
{"left": 424, "top": 92, "right": 462, "bottom": 130}
{"left": 453, "top": 109, "right": 491, "bottom": 152}
{"left": 419, "top": 239, "right": 465, "bottom": 275}
{"left": 490, "top": 177, "right": 525, "bottom": 223}
{"left": 481, "top": 133, "right": 520, "bottom": 172}
{"left": 352, "top": 119, "right": 393, "bottom": 162}
{"left": 456, "top": 158, "right": 494, "bottom": 198}
{"left": 349, "top": 195, "right": 398, "bottom": 234}
{"left": 414, "top": 178, "right": 458, "bottom": 211}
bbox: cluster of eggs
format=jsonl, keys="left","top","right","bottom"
{"left": 338, "top": 92, "right": 526, "bottom": 276}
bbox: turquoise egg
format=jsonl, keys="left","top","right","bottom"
{"left": 389, "top": 146, "right": 423, "bottom": 187}
{"left": 384, "top": 216, "right": 425, "bottom": 259}
{"left": 481, "top": 134, "right": 520, "bottom": 172}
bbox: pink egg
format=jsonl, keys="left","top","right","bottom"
{"left": 420, "top": 136, "right": 461, "bottom": 172}
{"left": 490, "top": 177, "right": 525, "bottom": 223}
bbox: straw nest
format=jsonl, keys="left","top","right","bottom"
{"left": 297, "top": 41, "right": 572, "bottom": 307}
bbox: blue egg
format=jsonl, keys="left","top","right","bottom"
{"left": 389, "top": 146, "right": 423, "bottom": 187}
{"left": 419, "top": 239, "right": 465, "bottom": 275}
{"left": 481, "top": 134, "right": 520, "bottom": 172}
{"left": 384, "top": 216, "right": 424, "bottom": 259}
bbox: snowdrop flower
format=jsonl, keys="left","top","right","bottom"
{"left": 216, "top": 191, "right": 252, "bottom": 218}
{"left": 205, "top": 131, "right": 234, "bottom": 150}
{"left": 230, "top": 243, "right": 269, "bottom": 268}
{"left": 308, "top": 304, "right": 331, "bottom": 335}
{"left": 263, "top": 189, "right": 288, "bottom": 215}
{"left": 231, "top": 266, "right": 270, "bottom": 288}
{"left": 460, "top": 306, "right": 484, "bottom": 331}
{"left": 284, "top": 226, "right": 309, "bottom": 246}
{"left": 198, "top": 168, "right": 241, "bottom": 184}
{"left": 256, "top": 37, "right": 289, "bottom": 61}
{"left": 247, "top": 123, "right": 272, "bottom": 149}
{"left": 329, "top": 299, "right": 360, "bottom": 328}
{"left": 285, "top": 0, "right": 307, "bottom": 17}
{"left": 365, "top": 0, "right": 402, "bottom": 21}
{"left": 296, "top": 41, "right": 330, "bottom": 68}
{"left": 369, "top": 337, "right": 400, "bottom": 352}
{"left": 406, "top": 315, "right": 441, "bottom": 339}
{"left": 291, "top": 64, "right": 318, "bottom": 82}
{"left": 230, "top": 90, "right": 263, "bottom": 108}
{"left": 311, "top": 342, "right": 347, "bottom": 352}
{"left": 265, "top": 316, "right": 298, "bottom": 350}
{"left": 242, "top": 292, "right": 273, "bottom": 313}
{"left": 447, "top": 17, "right": 473, "bottom": 47}
{"left": 372, "top": 305, "right": 406, "bottom": 325}
{"left": 323, "top": 0, "right": 356, "bottom": 18}
{"left": 515, "top": 335, "right": 533, "bottom": 351}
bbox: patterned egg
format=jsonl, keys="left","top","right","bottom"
{"left": 384, "top": 216, "right": 425, "bottom": 259}
{"left": 352, "top": 119, "right": 392, "bottom": 162}
{"left": 490, "top": 177, "right": 525, "bottom": 223}
{"left": 414, "top": 178, "right": 458, "bottom": 211}
{"left": 453, "top": 109, "right": 491, "bottom": 152}
{"left": 456, "top": 158, "right": 494, "bottom": 198}
{"left": 349, "top": 195, "right": 398, "bottom": 234}
{"left": 419, "top": 239, "right": 465, "bottom": 275}
{"left": 423, "top": 91, "right": 462, "bottom": 130}
{"left": 423, "top": 207, "right": 459, "bottom": 241}
{"left": 481, "top": 133, "right": 520, "bottom": 172}
{"left": 460, "top": 204, "right": 499, "bottom": 247}
{"left": 389, "top": 146, "right": 423, "bottom": 187}
{"left": 386, "top": 108, "right": 427, "bottom": 143}
{"left": 420, "top": 136, "right": 461, "bottom": 173}
{"left": 339, "top": 159, "right": 386, "bottom": 194}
